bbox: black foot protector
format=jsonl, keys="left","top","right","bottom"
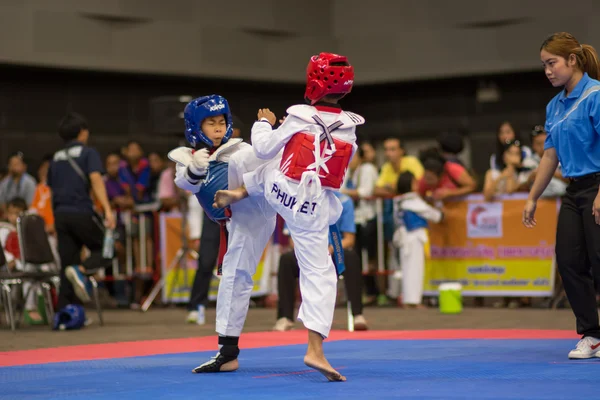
{"left": 192, "top": 337, "right": 240, "bottom": 373}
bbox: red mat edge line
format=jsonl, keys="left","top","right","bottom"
{"left": 0, "top": 329, "right": 579, "bottom": 367}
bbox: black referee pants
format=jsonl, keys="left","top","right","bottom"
{"left": 188, "top": 214, "right": 221, "bottom": 311}
{"left": 277, "top": 248, "right": 363, "bottom": 320}
{"left": 555, "top": 174, "right": 600, "bottom": 338}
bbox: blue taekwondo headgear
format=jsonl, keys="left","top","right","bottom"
{"left": 52, "top": 304, "right": 86, "bottom": 331}
{"left": 184, "top": 95, "right": 233, "bottom": 148}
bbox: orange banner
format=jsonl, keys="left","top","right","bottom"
{"left": 425, "top": 194, "right": 558, "bottom": 296}
{"left": 159, "top": 212, "right": 272, "bottom": 303}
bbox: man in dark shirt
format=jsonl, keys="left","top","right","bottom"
{"left": 47, "top": 112, "right": 116, "bottom": 310}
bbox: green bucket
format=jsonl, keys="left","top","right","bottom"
{"left": 439, "top": 283, "right": 463, "bottom": 314}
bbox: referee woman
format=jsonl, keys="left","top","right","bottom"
{"left": 523, "top": 32, "right": 600, "bottom": 359}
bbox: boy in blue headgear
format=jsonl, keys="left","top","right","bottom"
{"left": 169, "top": 95, "right": 277, "bottom": 373}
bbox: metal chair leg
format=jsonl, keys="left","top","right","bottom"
{"left": 0, "top": 285, "right": 8, "bottom": 328}
{"left": 89, "top": 277, "right": 103, "bottom": 326}
{"left": 3, "top": 284, "right": 15, "bottom": 332}
{"left": 41, "top": 283, "right": 54, "bottom": 329}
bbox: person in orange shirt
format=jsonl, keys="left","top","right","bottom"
{"left": 30, "top": 155, "right": 55, "bottom": 234}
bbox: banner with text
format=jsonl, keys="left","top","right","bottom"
{"left": 159, "top": 212, "right": 272, "bottom": 304}
{"left": 424, "top": 194, "right": 558, "bottom": 297}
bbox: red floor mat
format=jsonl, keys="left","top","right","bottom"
{"left": 0, "top": 329, "right": 578, "bottom": 367}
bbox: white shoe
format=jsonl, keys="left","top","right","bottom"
{"left": 186, "top": 311, "right": 198, "bottom": 324}
{"left": 273, "top": 317, "right": 293, "bottom": 331}
{"left": 353, "top": 315, "right": 368, "bottom": 331}
{"left": 568, "top": 337, "right": 600, "bottom": 359}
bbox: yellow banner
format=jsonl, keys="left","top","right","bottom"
{"left": 159, "top": 213, "right": 271, "bottom": 303}
{"left": 424, "top": 194, "right": 558, "bottom": 296}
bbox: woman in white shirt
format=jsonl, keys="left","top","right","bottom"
{"left": 342, "top": 143, "right": 380, "bottom": 303}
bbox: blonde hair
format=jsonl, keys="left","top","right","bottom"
{"left": 541, "top": 32, "right": 600, "bottom": 80}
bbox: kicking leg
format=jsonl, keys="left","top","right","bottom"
{"left": 193, "top": 196, "right": 276, "bottom": 373}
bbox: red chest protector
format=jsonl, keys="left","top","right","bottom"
{"left": 280, "top": 132, "right": 353, "bottom": 190}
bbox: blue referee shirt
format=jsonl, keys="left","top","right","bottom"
{"left": 544, "top": 72, "right": 600, "bottom": 178}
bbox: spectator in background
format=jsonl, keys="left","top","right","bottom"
{"left": 0, "top": 152, "right": 37, "bottom": 210}
{"left": 372, "top": 137, "right": 423, "bottom": 306}
{"left": 119, "top": 141, "right": 151, "bottom": 204}
{"left": 3, "top": 198, "right": 27, "bottom": 270}
{"left": 483, "top": 139, "right": 530, "bottom": 202}
{"left": 274, "top": 191, "right": 367, "bottom": 331}
{"left": 186, "top": 208, "right": 220, "bottom": 324}
{"left": 489, "top": 122, "right": 532, "bottom": 171}
{"left": 393, "top": 172, "right": 443, "bottom": 308}
{"left": 374, "top": 138, "right": 423, "bottom": 196}
{"left": 522, "top": 125, "right": 567, "bottom": 198}
{"left": 105, "top": 152, "right": 132, "bottom": 211}
{"left": 157, "top": 160, "right": 179, "bottom": 211}
{"left": 148, "top": 151, "right": 166, "bottom": 202}
{"left": 418, "top": 149, "right": 477, "bottom": 202}
{"left": 48, "top": 112, "right": 115, "bottom": 315}
{"left": 185, "top": 192, "right": 204, "bottom": 322}
{"left": 30, "top": 154, "right": 55, "bottom": 234}
{"left": 437, "top": 131, "right": 467, "bottom": 167}
{"left": 342, "top": 143, "right": 379, "bottom": 306}
{"left": 104, "top": 152, "right": 133, "bottom": 280}
{"left": 357, "top": 141, "right": 377, "bottom": 165}
{"left": 119, "top": 140, "right": 153, "bottom": 275}
{"left": 485, "top": 139, "right": 532, "bottom": 309}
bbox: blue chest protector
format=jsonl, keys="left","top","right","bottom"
{"left": 399, "top": 211, "right": 428, "bottom": 232}
{"left": 194, "top": 160, "right": 230, "bottom": 223}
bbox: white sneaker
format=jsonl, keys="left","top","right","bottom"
{"left": 353, "top": 315, "right": 368, "bottom": 331}
{"left": 273, "top": 317, "right": 294, "bottom": 331}
{"left": 186, "top": 311, "right": 198, "bottom": 324}
{"left": 568, "top": 337, "right": 600, "bottom": 359}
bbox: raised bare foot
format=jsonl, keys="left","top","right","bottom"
{"left": 304, "top": 354, "right": 346, "bottom": 382}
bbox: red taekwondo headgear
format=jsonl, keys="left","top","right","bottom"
{"left": 304, "top": 52, "right": 354, "bottom": 105}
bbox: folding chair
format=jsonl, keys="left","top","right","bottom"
{"left": 10, "top": 212, "right": 61, "bottom": 330}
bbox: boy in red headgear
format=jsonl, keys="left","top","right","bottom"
{"left": 214, "top": 52, "right": 364, "bottom": 382}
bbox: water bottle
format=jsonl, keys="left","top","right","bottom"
{"left": 197, "top": 305, "right": 206, "bottom": 325}
{"left": 102, "top": 229, "right": 115, "bottom": 259}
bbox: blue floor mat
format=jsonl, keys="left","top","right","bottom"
{"left": 1, "top": 339, "right": 599, "bottom": 399}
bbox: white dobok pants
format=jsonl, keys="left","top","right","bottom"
{"left": 399, "top": 228, "right": 429, "bottom": 305}
{"left": 215, "top": 147, "right": 277, "bottom": 337}
{"left": 243, "top": 158, "right": 342, "bottom": 338}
